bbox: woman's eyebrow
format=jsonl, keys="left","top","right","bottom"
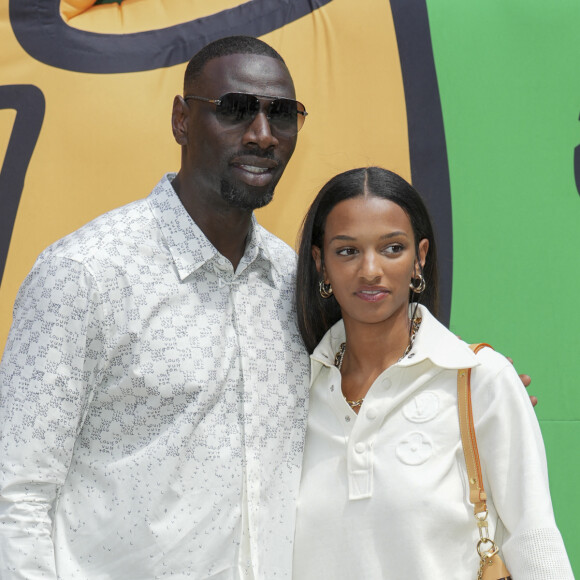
{"left": 329, "top": 231, "right": 409, "bottom": 243}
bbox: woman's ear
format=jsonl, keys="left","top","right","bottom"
{"left": 312, "top": 246, "right": 323, "bottom": 277}
{"left": 416, "top": 238, "right": 429, "bottom": 275}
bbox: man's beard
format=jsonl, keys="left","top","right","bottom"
{"left": 219, "top": 178, "right": 275, "bottom": 211}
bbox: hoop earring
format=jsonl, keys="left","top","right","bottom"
{"left": 409, "top": 274, "right": 426, "bottom": 294}
{"left": 319, "top": 280, "right": 333, "bottom": 298}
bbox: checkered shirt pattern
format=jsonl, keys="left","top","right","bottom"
{"left": 0, "top": 174, "right": 310, "bottom": 579}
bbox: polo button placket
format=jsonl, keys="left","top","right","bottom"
{"left": 366, "top": 408, "right": 378, "bottom": 421}
{"left": 347, "top": 438, "right": 373, "bottom": 499}
{"left": 345, "top": 388, "right": 388, "bottom": 500}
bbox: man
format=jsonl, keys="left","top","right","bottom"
{"left": 0, "top": 36, "right": 310, "bottom": 578}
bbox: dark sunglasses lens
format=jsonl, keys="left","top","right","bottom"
{"left": 215, "top": 93, "right": 306, "bottom": 135}
{"left": 216, "top": 93, "right": 259, "bottom": 123}
{"left": 267, "top": 99, "right": 302, "bottom": 134}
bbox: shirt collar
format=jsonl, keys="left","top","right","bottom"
{"left": 245, "top": 219, "right": 283, "bottom": 280}
{"left": 397, "top": 305, "right": 479, "bottom": 369}
{"left": 311, "top": 304, "right": 479, "bottom": 372}
{"left": 148, "top": 173, "right": 279, "bottom": 282}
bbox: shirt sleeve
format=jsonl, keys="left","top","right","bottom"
{"left": 471, "top": 348, "right": 574, "bottom": 580}
{"left": 0, "top": 254, "right": 104, "bottom": 579}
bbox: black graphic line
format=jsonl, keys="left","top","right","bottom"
{"left": 0, "top": 85, "right": 45, "bottom": 286}
{"left": 391, "top": 0, "right": 452, "bottom": 325}
{"left": 10, "top": 0, "right": 333, "bottom": 74}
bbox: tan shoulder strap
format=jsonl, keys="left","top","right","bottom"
{"left": 459, "top": 344, "right": 513, "bottom": 578}
{"left": 457, "top": 343, "right": 493, "bottom": 515}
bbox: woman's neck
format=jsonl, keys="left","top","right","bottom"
{"left": 339, "top": 307, "right": 414, "bottom": 410}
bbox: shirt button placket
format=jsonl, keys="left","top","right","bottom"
{"left": 214, "top": 257, "right": 233, "bottom": 288}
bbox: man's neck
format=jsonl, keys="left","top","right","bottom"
{"left": 172, "top": 173, "right": 252, "bottom": 270}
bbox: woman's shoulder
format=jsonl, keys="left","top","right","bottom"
{"left": 470, "top": 344, "right": 514, "bottom": 378}
{"left": 468, "top": 344, "right": 529, "bottom": 409}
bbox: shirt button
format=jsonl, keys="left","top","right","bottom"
{"left": 330, "top": 384, "right": 335, "bottom": 392}
{"left": 366, "top": 408, "right": 377, "bottom": 420}
{"left": 345, "top": 416, "right": 351, "bottom": 423}
{"left": 382, "top": 378, "right": 392, "bottom": 389}
{"left": 354, "top": 442, "right": 365, "bottom": 454}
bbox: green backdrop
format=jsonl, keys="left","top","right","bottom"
{"left": 428, "top": 1, "right": 580, "bottom": 572}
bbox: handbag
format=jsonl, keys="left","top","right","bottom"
{"left": 457, "top": 343, "right": 512, "bottom": 580}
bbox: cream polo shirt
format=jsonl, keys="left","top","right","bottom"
{"left": 293, "top": 305, "right": 573, "bottom": 579}
{"left": 0, "top": 174, "right": 310, "bottom": 579}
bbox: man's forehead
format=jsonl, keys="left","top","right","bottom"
{"left": 194, "top": 53, "right": 295, "bottom": 97}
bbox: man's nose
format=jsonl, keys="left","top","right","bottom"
{"left": 242, "top": 109, "right": 279, "bottom": 149}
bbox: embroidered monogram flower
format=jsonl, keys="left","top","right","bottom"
{"left": 395, "top": 432, "right": 433, "bottom": 465}
{"left": 402, "top": 392, "right": 440, "bottom": 423}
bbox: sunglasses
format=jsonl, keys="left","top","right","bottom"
{"left": 184, "top": 92, "right": 308, "bottom": 136}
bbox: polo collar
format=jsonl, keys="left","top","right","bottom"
{"left": 311, "top": 305, "right": 479, "bottom": 372}
{"left": 397, "top": 305, "right": 479, "bottom": 370}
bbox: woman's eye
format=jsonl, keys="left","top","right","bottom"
{"left": 384, "top": 243, "right": 404, "bottom": 254}
{"left": 337, "top": 247, "right": 358, "bottom": 256}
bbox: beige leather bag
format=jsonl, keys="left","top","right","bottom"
{"left": 457, "top": 344, "right": 512, "bottom": 580}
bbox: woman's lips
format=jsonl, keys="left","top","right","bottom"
{"left": 355, "top": 287, "right": 390, "bottom": 302}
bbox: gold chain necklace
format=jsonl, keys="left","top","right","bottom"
{"left": 334, "top": 317, "right": 422, "bottom": 410}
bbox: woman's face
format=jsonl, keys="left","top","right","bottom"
{"left": 313, "top": 195, "right": 428, "bottom": 328}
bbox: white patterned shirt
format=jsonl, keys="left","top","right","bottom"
{"left": 0, "top": 174, "right": 310, "bottom": 580}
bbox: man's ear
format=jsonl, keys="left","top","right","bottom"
{"left": 312, "top": 246, "right": 324, "bottom": 278}
{"left": 172, "top": 95, "right": 189, "bottom": 146}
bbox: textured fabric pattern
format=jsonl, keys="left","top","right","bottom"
{"left": 293, "top": 306, "right": 573, "bottom": 579}
{"left": 0, "top": 174, "right": 310, "bottom": 579}
{"left": 505, "top": 527, "right": 575, "bottom": 580}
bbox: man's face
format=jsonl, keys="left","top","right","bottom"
{"left": 178, "top": 53, "right": 298, "bottom": 211}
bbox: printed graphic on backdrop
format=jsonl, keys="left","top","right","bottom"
{"left": 0, "top": 85, "right": 44, "bottom": 284}
{"left": 10, "top": 0, "right": 333, "bottom": 73}
{"left": 0, "top": 0, "right": 451, "bottom": 348}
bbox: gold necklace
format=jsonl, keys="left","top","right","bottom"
{"left": 335, "top": 317, "right": 422, "bottom": 410}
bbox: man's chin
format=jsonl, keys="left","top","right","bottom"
{"left": 220, "top": 180, "right": 275, "bottom": 211}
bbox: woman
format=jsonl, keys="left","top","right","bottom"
{"left": 293, "top": 167, "right": 572, "bottom": 579}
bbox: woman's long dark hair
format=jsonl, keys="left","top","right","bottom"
{"left": 296, "top": 167, "right": 439, "bottom": 353}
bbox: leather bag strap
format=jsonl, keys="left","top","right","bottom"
{"left": 458, "top": 344, "right": 513, "bottom": 579}
{"left": 457, "top": 343, "right": 493, "bottom": 515}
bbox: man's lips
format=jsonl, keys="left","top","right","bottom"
{"left": 230, "top": 156, "right": 280, "bottom": 185}
{"left": 231, "top": 156, "right": 279, "bottom": 172}
{"left": 355, "top": 287, "right": 390, "bottom": 302}
{"left": 239, "top": 165, "right": 269, "bottom": 174}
